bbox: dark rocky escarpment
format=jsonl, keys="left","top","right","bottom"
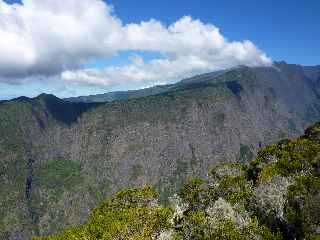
{"left": 35, "top": 94, "right": 101, "bottom": 126}
{"left": 1, "top": 62, "right": 320, "bottom": 239}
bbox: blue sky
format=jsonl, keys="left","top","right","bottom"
{"left": 107, "top": 0, "right": 319, "bottom": 65}
{"left": 0, "top": 0, "right": 319, "bottom": 99}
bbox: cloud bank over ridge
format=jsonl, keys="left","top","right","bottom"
{"left": 0, "top": 0, "right": 272, "bottom": 89}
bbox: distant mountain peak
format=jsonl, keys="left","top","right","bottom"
{"left": 36, "top": 93, "right": 61, "bottom": 101}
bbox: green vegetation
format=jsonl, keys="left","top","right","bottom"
{"left": 33, "top": 159, "right": 83, "bottom": 191}
{"left": 33, "top": 187, "right": 172, "bottom": 240}
{"left": 285, "top": 175, "right": 320, "bottom": 239}
{"left": 33, "top": 122, "right": 320, "bottom": 240}
{"left": 249, "top": 137, "right": 320, "bottom": 183}
{"left": 156, "top": 158, "right": 197, "bottom": 204}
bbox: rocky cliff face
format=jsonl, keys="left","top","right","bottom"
{"left": 1, "top": 62, "right": 320, "bottom": 239}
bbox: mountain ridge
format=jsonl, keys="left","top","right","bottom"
{"left": 1, "top": 62, "right": 320, "bottom": 239}
{"left": 64, "top": 61, "right": 312, "bottom": 104}
{"left": 63, "top": 65, "right": 258, "bottom": 103}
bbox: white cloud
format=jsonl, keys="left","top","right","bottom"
{"left": 0, "top": 0, "right": 120, "bottom": 78}
{"left": 0, "top": 0, "right": 272, "bottom": 89}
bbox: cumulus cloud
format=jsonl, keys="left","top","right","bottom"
{"left": 0, "top": 0, "right": 272, "bottom": 88}
{"left": 0, "top": 0, "right": 119, "bottom": 79}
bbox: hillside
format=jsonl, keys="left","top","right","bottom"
{"left": 34, "top": 122, "right": 320, "bottom": 240}
{"left": 1, "top": 62, "right": 320, "bottom": 239}
{"left": 64, "top": 71, "right": 226, "bottom": 103}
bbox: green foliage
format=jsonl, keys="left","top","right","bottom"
{"left": 248, "top": 125, "right": 320, "bottom": 239}
{"left": 210, "top": 164, "right": 253, "bottom": 205}
{"left": 179, "top": 177, "right": 207, "bottom": 209}
{"left": 156, "top": 158, "right": 196, "bottom": 204}
{"left": 217, "top": 176, "right": 253, "bottom": 205}
{"left": 210, "top": 163, "right": 247, "bottom": 180}
{"left": 179, "top": 216, "right": 281, "bottom": 240}
{"left": 34, "top": 186, "right": 172, "bottom": 240}
{"left": 285, "top": 175, "right": 320, "bottom": 239}
{"left": 33, "top": 159, "right": 83, "bottom": 191}
{"left": 226, "top": 190, "right": 253, "bottom": 205}
{"left": 209, "top": 219, "right": 281, "bottom": 240}
{"left": 250, "top": 137, "right": 320, "bottom": 183}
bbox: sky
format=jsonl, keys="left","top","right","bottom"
{"left": 0, "top": 0, "right": 319, "bottom": 100}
